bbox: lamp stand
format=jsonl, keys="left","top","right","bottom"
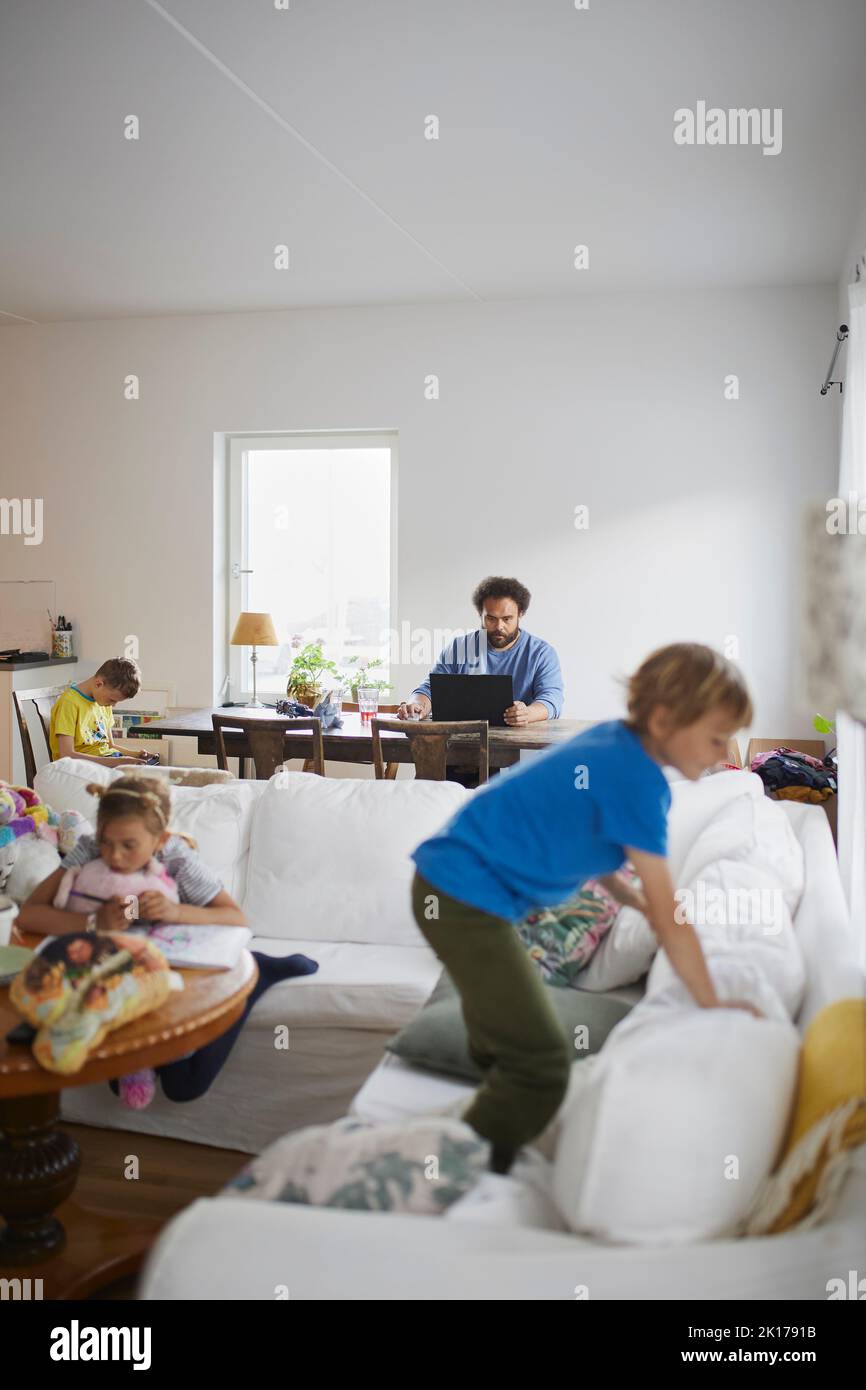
{"left": 245, "top": 645, "right": 264, "bottom": 708}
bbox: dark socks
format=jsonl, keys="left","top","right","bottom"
{"left": 157, "top": 951, "right": 318, "bottom": 1103}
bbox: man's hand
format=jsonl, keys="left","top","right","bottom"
{"left": 397, "top": 699, "right": 429, "bottom": 720}
{"left": 503, "top": 701, "right": 531, "bottom": 727}
{"left": 137, "top": 892, "right": 182, "bottom": 923}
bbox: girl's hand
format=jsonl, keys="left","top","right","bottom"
{"left": 137, "top": 891, "right": 181, "bottom": 923}
{"left": 96, "top": 896, "right": 130, "bottom": 933}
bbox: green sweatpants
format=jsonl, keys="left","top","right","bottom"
{"left": 411, "top": 871, "right": 571, "bottom": 1168}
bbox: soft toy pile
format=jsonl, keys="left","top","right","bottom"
{"left": 0, "top": 778, "right": 88, "bottom": 902}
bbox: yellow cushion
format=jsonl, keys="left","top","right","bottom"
{"left": 745, "top": 997, "right": 866, "bottom": 1235}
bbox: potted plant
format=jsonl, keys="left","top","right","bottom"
{"left": 286, "top": 642, "right": 343, "bottom": 707}
{"left": 341, "top": 656, "right": 393, "bottom": 703}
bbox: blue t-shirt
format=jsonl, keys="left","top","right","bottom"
{"left": 412, "top": 629, "right": 564, "bottom": 719}
{"left": 412, "top": 719, "right": 671, "bottom": 921}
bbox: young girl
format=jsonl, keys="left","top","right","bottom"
{"left": 18, "top": 776, "right": 317, "bottom": 1107}
{"left": 410, "top": 642, "right": 763, "bottom": 1177}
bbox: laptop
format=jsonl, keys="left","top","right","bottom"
{"left": 429, "top": 674, "right": 514, "bottom": 727}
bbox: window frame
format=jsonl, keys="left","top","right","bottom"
{"left": 226, "top": 432, "right": 398, "bottom": 701}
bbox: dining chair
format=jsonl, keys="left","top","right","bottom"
{"left": 12, "top": 685, "right": 67, "bottom": 787}
{"left": 211, "top": 713, "right": 325, "bottom": 779}
{"left": 370, "top": 717, "right": 489, "bottom": 783}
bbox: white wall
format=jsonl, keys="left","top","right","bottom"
{"left": 0, "top": 285, "right": 838, "bottom": 741}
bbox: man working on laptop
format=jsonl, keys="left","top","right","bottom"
{"left": 397, "top": 576, "right": 564, "bottom": 726}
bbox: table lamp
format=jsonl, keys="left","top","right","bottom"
{"left": 230, "top": 612, "right": 278, "bottom": 708}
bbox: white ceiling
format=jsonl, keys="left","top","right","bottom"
{"left": 1, "top": 0, "right": 865, "bottom": 323}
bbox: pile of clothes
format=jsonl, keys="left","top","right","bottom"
{"left": 750, "top": 746, "right": 838, "bottom": 803}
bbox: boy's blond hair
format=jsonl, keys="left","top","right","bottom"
{"left": 625, "top": 643, "right": 752, "bottom": 732}
{"left": 94, "top": 657, "right": 141, "bottom": 699}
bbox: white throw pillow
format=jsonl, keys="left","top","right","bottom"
{"left": 169, "top": 782, "right": 261, "bottom": 903}
{"left": 574, "top": 905, "right": 657, "bottom": 991}
{"left": 244, "top": 771, "right": 469, "bottom": 944}
{"left": 553, "top": 1001, "right": 799, "bottom": 1244}
{"left": 34, "top": 757, "right": 113, "bottom": 821}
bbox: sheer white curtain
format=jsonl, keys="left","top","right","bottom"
{"left": 836, "top": 280, "right": 866, "bottom": 967}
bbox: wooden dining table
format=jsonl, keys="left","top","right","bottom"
{"left": 127, "top": 706, "right": 592, "bottom": 777}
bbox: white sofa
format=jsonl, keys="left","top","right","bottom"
{"left": 32, "top": 758, "right": 468, "bottom": 1151}
{"left": 138, "top": 789, "right": 866, "bottom": 1300}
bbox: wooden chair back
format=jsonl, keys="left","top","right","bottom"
{"left": 370, "top": 718, "right": 489, "bottom": 783}
{"left": 12, "top": 684, "right": 67, "bottom": 787}
{"left": 211, "top": 714, "right": 325, "bottom": 779}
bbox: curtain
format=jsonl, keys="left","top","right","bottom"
{"left": 836, "top": 281, "right": 866, "bottom": 968}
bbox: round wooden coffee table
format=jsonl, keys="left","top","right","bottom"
{"left": 0, "top": 932, "right": 257, "bottom": 1298}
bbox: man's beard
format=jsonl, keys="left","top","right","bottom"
{"left": 488, "top": 629, "right": 518, "bottom": 647}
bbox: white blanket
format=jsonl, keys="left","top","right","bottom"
{"left": 611, "top": 773, "right": 807, "bottom": 1038}
{"left": 586, "top": 778, "right": 811, "bottom": 1017}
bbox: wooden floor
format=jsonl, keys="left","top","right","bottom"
{"left": 58, "top": 1122, "right": 253, "bottom": 1300}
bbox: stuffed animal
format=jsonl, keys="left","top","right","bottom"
{"left": 10, "top": 931, "right": 171, "bottom": 1074}
{"left": 53, "top": 856, "right": 179, "bottom": 922}
{"left": 6, "top": 836, "right": 62, "bottom": 904}
{"left": 0, "top": 782, "right": 86, "bottom": 900}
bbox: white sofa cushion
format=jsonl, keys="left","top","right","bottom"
{"left": 573, "top": 905, "right": 656, "bottom": 991}
{"left": 34, "top": 758, "right": 262, "bottom": 904}
{"left": 552, "top": 1002, "right": 800, "bottom": 1244}
{"left": 249, "top": 937, "right": 440, "bottom": 1030}
{"left": 169, "top": 782, "right": 261, "bottom": 903}
{"left": 244, "top": 771, "right": 468, "bottom": 945}
{"left": 35, "top": 756, "right": 115, "bottom": 819}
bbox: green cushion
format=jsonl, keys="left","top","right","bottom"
{"left": 387, "top": 972, "right": 636, "bottom": 1083}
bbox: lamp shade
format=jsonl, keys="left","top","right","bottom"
{"left": 230, "top": 612, "right": 278, "bottom": 647}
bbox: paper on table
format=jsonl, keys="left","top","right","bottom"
{"left": 127, "top": 924, "right": 252, "bottom": 971}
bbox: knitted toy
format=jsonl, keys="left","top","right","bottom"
{"left": 0, "top": 781, "right": 70, "bottom": 844}
{"left": 0, "top": 783, "right": 75, "bottom": 896}
{"left": 53, "top": 856, "right": 179, "bottom": 921}
{"left": 10, "top": 931, "right": 171, "bottom": 1075}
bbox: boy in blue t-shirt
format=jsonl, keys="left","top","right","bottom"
{"left": 411, "top": 642, "right": 757, "bottom": 1175}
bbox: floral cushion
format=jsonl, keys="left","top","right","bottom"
{"left": 222, "top": 1116, "right": 490, "bottom": 1216}
{"left": 516, "top": 874, "right": 632, "bottom": 987}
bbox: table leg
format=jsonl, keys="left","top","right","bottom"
{"left": 0, "top": 1095, "right": 164, "bottom": 1298}
{"left": 0, "top": 1092, "right": 80, "bottom": 1264}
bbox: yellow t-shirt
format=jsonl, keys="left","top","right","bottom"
{"left": 50, "top": 686, "right": 120, "bottom": 760}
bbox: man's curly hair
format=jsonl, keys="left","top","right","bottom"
{"left": 471, "top": 576, "right": 531, "bottom": 616}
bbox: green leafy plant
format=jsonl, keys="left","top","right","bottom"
{"left": 341, "top": 655, "right": 393, "bottom": 697}
{"left": 286, "top": 642, "right": 343, "bottom": 701}
{"left": 813, "top": 714, "right": 836, "bottom": 735}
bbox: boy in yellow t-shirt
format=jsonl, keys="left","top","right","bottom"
{"left": 49, "top": 657, "right": 153, "bottom": 768}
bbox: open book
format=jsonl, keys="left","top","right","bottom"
{"left": 126, "top": 923, "right": 252, "bottom": 971}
